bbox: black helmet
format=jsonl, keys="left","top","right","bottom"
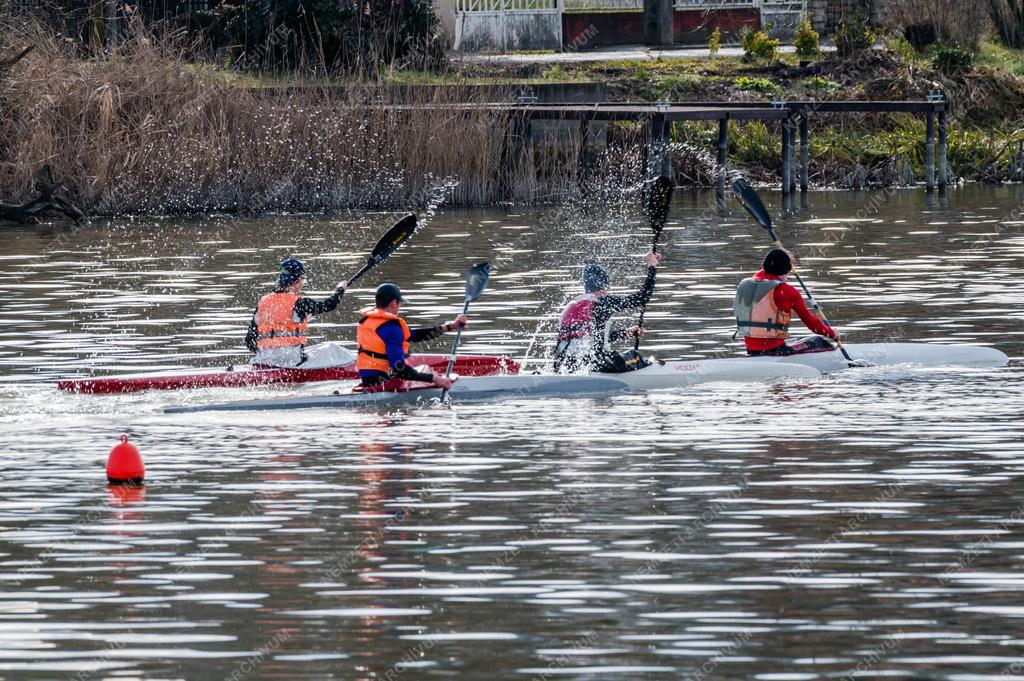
{"left": 375, "top": 282, "right": 407, "bottom": 307}
{"left": 582, "top": 263, "right": 610, "bottom": 293}
{"left": 277, "top": 258, "right": 305, "bottom": 287}
{"left": 762, "top": 249, "right": 792, "bottom": 276}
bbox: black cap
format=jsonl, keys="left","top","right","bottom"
{"left": 375, "top": 283, "right": 407, "bottom": 307}
{"left": 582, "top": 263, "right": 610, "bottom": 293}
{"left": 277, "top": 258, "right": 305, "bottom": 286}
{"left": 762, "top": 249, "right": 792, "bottom": 276}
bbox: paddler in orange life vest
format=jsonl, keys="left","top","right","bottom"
{"left": 554, "top": 251, "right": 662, "bottom": 373}
{"left": 735, "top": 248, "right": 841, "bottom": 356}
{"left": 245, "top": 258, "right": 352, "bottom": 368}
{"left": 356, "top": 283, "right": 466, "bottom": 390}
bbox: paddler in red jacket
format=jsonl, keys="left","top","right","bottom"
{"left": 245, "top": 258, "right": 350, "bottom": 368}
{"left": 356, "top": 283, "right": 466, "bottom": 390}
{"left": 735, "top": 249, "right": 840, "bottom": 356}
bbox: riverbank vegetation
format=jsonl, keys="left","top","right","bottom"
{"left": 5, "top": 1, "right": 1024, "bottom": 215}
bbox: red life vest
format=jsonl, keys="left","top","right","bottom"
{"left": 558, "top": 294, "right": 598, "bottom": 341}
{"left": 356, "top": 308, "right": 411, "bottom": 373}
{"left": 255, "top": 292, "right": 308, "bottom": 350}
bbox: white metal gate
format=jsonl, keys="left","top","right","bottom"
{"left": 454, "top": 0, "right": 564, "bottom": 52}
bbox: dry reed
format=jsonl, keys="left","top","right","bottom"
{"left": 0, "top": 18, "right": 620, "bottom": 215}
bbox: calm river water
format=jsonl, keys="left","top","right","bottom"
{"left": 0, "top": 186, "right": 1022, "bottom": 680}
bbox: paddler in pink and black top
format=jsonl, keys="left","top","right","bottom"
{"left": 554, "top": 251, "right": 661, "bottom": 373}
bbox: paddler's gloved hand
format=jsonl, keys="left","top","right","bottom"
{"left": 645, "top": 252, "right": 662, "bottom": 268}
{"left": 627, "top": 326, "right": 645, "bottom": 339}
{"left": 433, "top": 374, "right": 457, "bottom": 390}
{"left": 824, "top": 327, "right": 842, "bottom": 341}
{"left": 444, "top": 314, "right": 468, "bottom": 332}
{"left": 335, "top": 280, "right": 349, "bottom": 295}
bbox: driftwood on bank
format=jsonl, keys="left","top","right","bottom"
{"left": 0, "top": 166, "right": 87, "bottom": 224}
{"left": 0, "top": 44, "right": 34, "bottom": 68}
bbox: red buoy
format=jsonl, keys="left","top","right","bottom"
{"left": 106, "top": 434, "right": 145, "bottom": 486}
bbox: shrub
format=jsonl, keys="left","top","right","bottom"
{"left": 806, "top": 75, "right": 840, "bottom": 92}
{"left": 708, "top": 26, "right": 721, "bottom": 57}
{"left": 740, "top": 28, "right": 780, "bottom": 63}
{"left": 194, "top": 0, "right": 444, "bottom": 77}
{"left": 886, "top": 0, "right": 988, "bottom": 51}
{"left": 903, "top": 21, "right": 938, "bottom": 51}
{"left": 734, "top": 76, "right": 779, "bottom": 95}
{"left": 793, "top": 15, "right": 820, "bottom": 60}
{"left": 886, "top": 35, "right": 918, "bottom": 64}
{"left": 933, "top": 42, "right": 975, "bottom": 77}
{"left": 833, "top": 6, "right": 875, "bottom": 58}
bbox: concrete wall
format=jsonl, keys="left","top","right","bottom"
{"left": 455, "top": 11, "right": 562, "bottom": 52}
{"left": 562, "top": 8, "right": 759, "bottom": 49}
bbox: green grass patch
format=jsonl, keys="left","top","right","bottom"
{"left": 976, "top": 40, "right": 1024, "bottom": 78}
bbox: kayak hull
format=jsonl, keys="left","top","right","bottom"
{"left": 58, "top": 355, "right": 519, "bottom": 394}
{"left": 164, "top": 375, "right": 632, "bottom": 413}
{"left": 612, "top": 358, "right": 821, "bottom": 390}
{"left": 163, "top": 359, "right": 819, "bottom": 414}
{"left": 745, "top": 342, "right": 1009, "bottom": 373}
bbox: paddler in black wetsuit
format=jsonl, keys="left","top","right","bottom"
{"left": 356, "top": 283, "right": 466, "bottom": 390}
{"left": 554, "top": 251, "right": 662, "bottom": 373}
{"left": 244, "top": 258, "right": 351, "bottom": 368}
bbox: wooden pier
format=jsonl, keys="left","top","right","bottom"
{"left": 491, "top": 99, "right": 949, "bottom": 196}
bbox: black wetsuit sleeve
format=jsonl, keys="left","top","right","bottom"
{"left": 409, "top": 325, "right": 447, "bottom": 343}
{"left": 245, "top": 308, "right": 259, "bottom": 352}
{"left": 590, "top": 267, "right": 657, "bottom": 347}
{"left": 293, "top": 289, "right": 345, "bottom": 319}
{"left": 392, "top": 362, "right": 437, "bottom": 383}
{"left": 606, "top": 266, "right": 657, "bottom": 312}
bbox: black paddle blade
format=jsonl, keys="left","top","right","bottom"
{"left": 464, "top": 262, "right": 491, "bottom": 303}
{"left": 369, "top": 213, "right": 417, "bottom": 266}
{"left": 645, "top": 175, "right": 674, "bottom": 232}
{"left": 731, "top": 177, "right": 773, "bottom": 231}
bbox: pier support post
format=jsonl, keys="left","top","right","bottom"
{"left": 926, "top": 110, "right": 936, "bottom": 191}
{"left": 649, "top": 113, "right": 671, "bottom": 180}
{"left": 938, "top": 109, "right": 948, "bottom": 190}
{"left": 799, "top": 114, "right": 809, "bottom": 192}
{"left": 717, "top": 118, "right": 728, "bottom": 203}
{"left": 789, "top": 117, "right": 797, "bottom": 194}
{"left": 781, "top": 117, "right": 792, "bottom": 195}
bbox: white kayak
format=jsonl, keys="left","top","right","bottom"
{"left": 612, "top": 358, "right": 821, "bottom": 390}
{"left": 745, "top": 342, "right": 1009, "bottom": 373}
{"left": 165, "top": 375, "right": 632, "bottom": 413}
{"left": 163, "top": 359, "right": 819, "bottom": 413}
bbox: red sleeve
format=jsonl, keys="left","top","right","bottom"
{"left": 773, "top": 284, "right": 834, "bottom": 337}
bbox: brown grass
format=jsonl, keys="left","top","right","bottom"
{"left": 0, "top": 18, "right": 620, "bottom": 215}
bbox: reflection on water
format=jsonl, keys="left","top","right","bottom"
{"left": 0, "top": 186, "right": 1022, "bottom": 679}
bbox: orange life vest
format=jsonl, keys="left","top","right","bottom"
{"left": 356, "top": 308, "right": 411, "bottom": 373}
{"left": 256, "top": 292, "right": 308, "bottom": 349}
{"left": 734, "top": 278, "right": 792, "bottom": 340}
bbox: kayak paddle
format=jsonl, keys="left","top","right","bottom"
{"left": 442, "top": 261, "right": 492, "bottom": 399}
{"left": 346, "top": 213, "right": 418, "bottom": 287}
{"left": 634, "top": 175, "right": 674, "bottom": 351}
{"left": 730, "top": 177, "right": 865, "bottom": 368}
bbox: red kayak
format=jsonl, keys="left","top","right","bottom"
{"left": 58, "top": 355, "right": 519, "bottom": 395}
